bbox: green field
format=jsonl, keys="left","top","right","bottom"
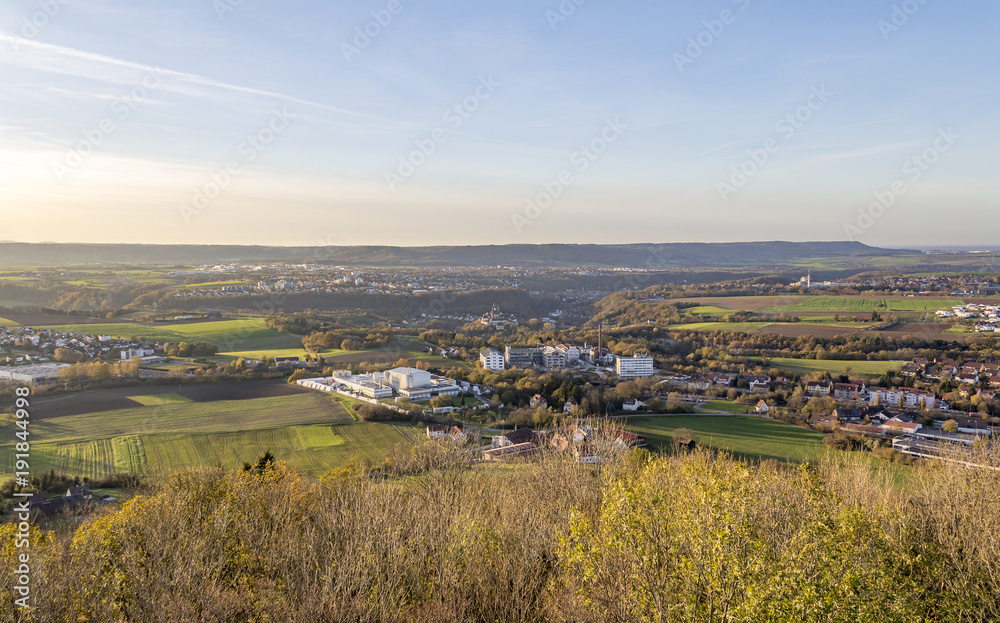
{"left": 625, "top": 415, "right": 827, "bottom": 463}
{"left": 686, "top": 306, "right": 733, "bottom": 316}
{"left": 142, "top": 422, "right": 421, "bottom": 475}
{"left": 37, "top": 318, "right": 341, "bottom": 360}
{"left": 0, "top": 393, "right": 424, "bottom": 479}
{"left": 760, "top": 358, "right": 904, "bottom": 376}
{"left": 695, "top": 400, "right": 753, "bottom": 414}
{"left": 764, "top": 297, "right": 964, "bottom": 313}
{"left": 127, "top": 393, "right": 192, "bottom": 406}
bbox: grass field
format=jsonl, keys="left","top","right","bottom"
{"left": 0, "top": 317, "right": 19, "bottom": 328}
{"left": 763, "top": 297, "right": 965, "bottom": 313}
{"left": 0, "top": 392, "right": 425, "bottom": 479}
{"left": 695, "top": 400, "right": 753, "bottom": 414}
{"left": 127, "top": 393, "right": 192, "bottom": 406}
{"left": 761, "top": 358, "right": 904, "bottom": 376}
{"left": 142, "top": 421, "right": 422, "bottom": 475}
{"left": 672, "top": 296, "right": 809, "bottom": 311}
{"left": 22, "top": 316, "right": 437, "bottom": 364}
{"left": 625, "top": 415, "right": 827, "bottom": 463}
{"left": 37, "top": 318, "right": 343, "bottom": 360}
{"left": 686, "top": 306, "right": 733, "bottom": 316}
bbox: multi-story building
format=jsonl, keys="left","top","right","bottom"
{"left": 541, "top": 346, "right": 567, "bottom": 369}
{"left": 555, "top": 344, "right": 580, "bottom": 361}
{"left": 833, "top": 382, "right": 867, "bottom": 400}
{"left": 616, "top": 354, "right": 654, "bottom": 379}
{"left": 505, "top": 346, "right": 536, "bottom": 369}
{"left": 479, "top": 348, "right": 505, "bottom": 371}
{"left": 868, "top": 387, "right": 902, "bottom": 406}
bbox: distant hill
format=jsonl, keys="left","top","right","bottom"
{"left": 0, "top": 241, "right": 918, "bottom": 268}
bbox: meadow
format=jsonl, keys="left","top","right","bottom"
{"left": 763, "top": 297, "right": 964, "bottom": 314}
{"left": 35, "top": 317, "right": 343, "bottom": 360}
{"left": 694, "top": 400, "right": 753, "bottom": 414}
{"left": 624, "top": 415, "right": 828, "bottom": 463}
{"left": 759, "top": 357, "right": 904, "bottom": 376}
{"left": 0, "top": 392, "right": 425, "bottom": 479}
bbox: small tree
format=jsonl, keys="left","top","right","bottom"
{"left": 430, "top": 395, "right": 453, "bottom": 409}
{"left": 942, "top": 419, "right": 959, "bottom": 433}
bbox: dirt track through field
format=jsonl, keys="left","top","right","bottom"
{"left": 17, "top": 379, "right": 306, "bottom": 420}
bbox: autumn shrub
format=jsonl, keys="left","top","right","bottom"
{"left": 3, "top": 446, "right": 1000, "bottom": 622}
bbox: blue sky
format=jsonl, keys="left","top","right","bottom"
{"left": 0, "top": 0, "right": 996, "bottom": 247}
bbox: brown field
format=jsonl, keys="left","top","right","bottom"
{"left": 12, "top": 379, "right": 306, "bottom": 420}
{"left": 758, "top": 322, "right": 962, "bottom": 342}
{"left": 859, "top": 323, "right": 962, "bottom": 342}
{"left": 0, "top": 313, "right": 134, "bottom": 327}
{"left": 757, "top": 324, "right": 858, "bottom": 339}
{"left": 671, "top": 296, "right": 808, "bottom": 311}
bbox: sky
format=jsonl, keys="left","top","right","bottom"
{"left": 0, "top": 0, "right": 997, "bottom": 248}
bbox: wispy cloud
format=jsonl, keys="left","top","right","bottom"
{"left": 702, "top": 141, "right": 736, "bottom": 155}
{"left": 0, "top": 35, "right": 389, "bottom": 122}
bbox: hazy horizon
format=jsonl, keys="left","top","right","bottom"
{"left": 2, "top": 1, "right": 997, "bottom": 247}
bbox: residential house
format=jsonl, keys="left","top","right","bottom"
{"left": 833, "top": 382, "right": 866, "bottom": 400}
{"left": 806, "top": 381, "right": 833, "bottom": 396}
{"left": 866, "top": 405, "right": 891, "bottom": 422}
{"left": 492, "top": 427, "right": 535, "bottom": 448}
{"left": 687, "top": 376, "right": 711, "bottom": 391}
{"left": 426, "top": 425, "right": 465, "bottom": 441}
{"left": 529, "top": 394, "right": 547, "bottom": 409}
{"left": 622, "top": 398, "right": 645, "bottom": 412}
{"left": 956, "top": 373, "right": 980, "bottom": 385}
{"left": 755, "top": 400, "right": 770, "bottom": 414}
{"left": 832, "top": 408, "right": 863, "bottom": 423}
{"left": 708, "top": 372, "right": 737, "bottom": 387}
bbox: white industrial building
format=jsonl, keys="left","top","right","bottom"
{"left": 479, "top": 349, "right": 505, "bottom": 371}
{"left": 0, "top": 363, "right": 70, "bottom": 383}
{"left": 300, "top": 367, "right": 461, "bottom": 402}
{"left": 615, "top": 354, "right": 655, "bottom": 379}
{"left": 388, "top": 367, "right": 462, "bottom": 401}
{"left": 331, "top": 372, "right": 394, "bottom": 399}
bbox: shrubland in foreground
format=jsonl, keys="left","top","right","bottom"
{"left": 3, "top": 445, "right": 1000, "bottom": 622}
